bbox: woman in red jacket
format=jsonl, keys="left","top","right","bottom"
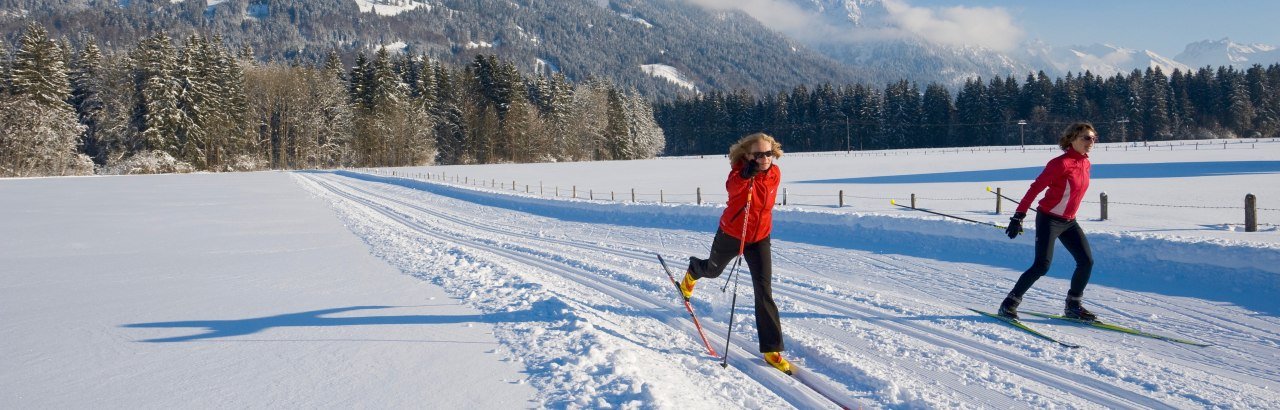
{"left": 680, "top": 132, "right": 789, "bottom": 373}
{"left": 998, "top": 122, "right": 1099, "bottom": 321}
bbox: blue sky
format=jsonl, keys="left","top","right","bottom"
{"left": 690, "top": 0, "right": 1280, "bottom": 57}
{"left": 910, "top": 1, "right": 1280, "bottom": 56}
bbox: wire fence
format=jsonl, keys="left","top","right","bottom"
{"left": 359, "top": 166, "right": 1273, "bottom": 232}
{"left": 354, "top": 137, "right": 1278, "bottom": 232}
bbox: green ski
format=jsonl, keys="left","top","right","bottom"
{"left": 1021, "top": 311, "right": 1212, "bottom": 347}
{"left": 967, "top": 308, "right": 1080, "bottom": 348}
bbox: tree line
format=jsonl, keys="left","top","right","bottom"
{"left": 656, "top": 66, "right": 1280, "bottom": 156}
{"left": 0, "top": 23, "right": 664, "bottom": 177}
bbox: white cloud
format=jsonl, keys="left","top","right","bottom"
{"left": 882, "top": 0, "right": 1022, "bottom": 51}
{"left": 681, "top": 0, "right": 1023, "bottom": 52}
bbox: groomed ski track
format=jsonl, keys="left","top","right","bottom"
{"left": 295, "top": 170, "right": 1280, "bottom": 409}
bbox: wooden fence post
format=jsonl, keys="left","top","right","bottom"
{"left": 911, "top": 193, "right": 916, "bottom": 208}
{"left": 1246, "top": 194, "right": 1258, "bottom": 232}
{"left": 631, "top": 188, "right": 636, "bottom": 202}
{"left": 697, "top": 187, "right": 702, "bottom": 205}
{"left": 1100, "top": 192, "right": 1109, "bottom": 220}
{"left": 783, "top": 188, "right": 788, "bottom": 205}
{"left": 995, "top": 187, "right": 1002, "bottom": 214}
{"left": 839, "top": 190, "right": 844, "bottom": 207}
{"left": 660, "top": 190, "right": 664, "bottom": 203}
{"left": 572, "top": 185, "right": 576, "bottom": 199}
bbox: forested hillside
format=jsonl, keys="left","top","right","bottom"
{"left": 0, "top": 23, "right": 663, "bottom": 177}
{"left": 0, "top": 0, "right": 863, "bottom": 99}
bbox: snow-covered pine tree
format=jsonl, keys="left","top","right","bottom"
{"left": 431, "top": 63, "right": 467, "bottom": 164}
{"left": 131, "top": 33, "right": 189, "bottom": 158}
{"left": 348, "top": 52, "right": 370, "bottom": 109}
{"left": 602, "top": 87, "right": 630, "bottom": 160}
{"left": 212, "top": 36, "right": 253, "bottom": 169}
{"left": 1, "top": 23, "right": 90, "bottom": 176}
{"left": 70, "top": 37, "right": 106, "bottom": 163}
{"left": 10, "top": 22, "right": 73, "bottom": 113}
{"left": 0, "top": 40, "right": 10, "bottom": 94}
{"left": 0, "top": 95, "right": 90, "bottom": 177}
{"left": 624, "top": 90, "right": 665, "bottom": 159}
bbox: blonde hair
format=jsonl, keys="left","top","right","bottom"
{"left": 728, "top": 132, "right": 783, "bottom": 164}
{"left": 1058, "top": 122, "right": 1096, "bottom": 151}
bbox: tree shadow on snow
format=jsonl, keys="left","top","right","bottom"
{"left": 122, "top": 299, "right": 563, "bottom": 343}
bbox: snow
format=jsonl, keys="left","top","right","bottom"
{"left": 619, "top": 13, "right": 654, "bottom": 29}
{"left": 640, "top": 64, "right": 698, "bottom": 92}
{"left": 352, "top": 0, "right": 430, "bottom": 16}
{"left": 535, "top": 58, "right": 559, "bottom": 74}
{"left": 5, "top": 138, "right": 1280, "bottom": 408}
{"left": 379, "top": 41, "right": 407, "bottom": 54}
{"left": 465, "top": 41, "right": 494, "bottom": 50}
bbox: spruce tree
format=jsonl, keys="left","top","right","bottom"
{"left": 70, "top": 38, "right": 106, "bottom": 163}
{"left": 11, "top": 22, "right": 73, "bottom": 112}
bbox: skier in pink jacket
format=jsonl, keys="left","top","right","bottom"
{"left": 998, "top": 122, "right": 1100, "bottom": 321}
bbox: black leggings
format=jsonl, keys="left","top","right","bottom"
{"left": 687, "top": 229, "right": 783, "bottom": 353}
{"left": 1008, "top": 213, "right": 1094, "bottom": 299}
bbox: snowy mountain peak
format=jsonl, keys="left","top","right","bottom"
{"left": 1176, "top": 38, "right": 1280, "bottom": 69}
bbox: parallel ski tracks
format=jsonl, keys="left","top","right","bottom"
{"left": 301, "top": 172, "right": 1194, "bottom": 408}
{"left": 300, "top": 174, "right": 838, "bottom": 408}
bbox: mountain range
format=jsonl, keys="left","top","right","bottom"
{"left": 769, "top": 0, "right": 1280, "bottom": 85}
{"left": 1, "top": 0, "right": 1275, "bottom": 96}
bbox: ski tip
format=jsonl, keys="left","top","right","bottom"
{"left": 889, "top": 199, "right": 896, "bottom": 205}
{"left": 986, "top": 186, "right": 992, "bottom": 192}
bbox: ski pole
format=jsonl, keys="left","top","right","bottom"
{"left": 720, "top": 256, "right": 741, "bottom": 292}
{"left": 890, "top": 199, "right": 1007, "bottom": 229}
{"left": 986, "top": 186, "right": 1021, "bottom": 205}
{"left": 722, "top": 178, "right": 754, "bottom": 368}
{"left": 720, "top": 264, "right": 741, "bottom": 369}
{"left": 987, "top": 186, "right": 1044, "bottom": 215}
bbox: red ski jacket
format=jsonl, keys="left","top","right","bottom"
{"left": 719, "top": 161, "right": 781, "bottom": 245}
{"left": 1017, "top": 150, "right": 1091, "bottom": 220}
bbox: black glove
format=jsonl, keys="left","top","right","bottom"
{"left": 740, "top": 160, "right": 758, "bottom": 179}
{"left": 1005, "top": 212, "right": 1026, "bottom": 239}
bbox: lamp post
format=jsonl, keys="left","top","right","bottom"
{"left": 845, "top": 114, "right": 851, "bottom": 153}
{"left": 837, "top": 112, "right": 851, "bottom": 153}
{"left": 1017, "top": 119, "right": 1027, "bottom": 151}
{"left": 1116, "top": 118, "right": 1130, "bottom": 143}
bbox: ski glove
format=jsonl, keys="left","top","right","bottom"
{"left": 741, "top": 160, "right": 758, "bottom": 179}
{"left": 1005, "top": 212, "right": 1026, "bottom": 239}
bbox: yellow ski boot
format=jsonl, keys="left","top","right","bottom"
{"left": 764, "top": 351, "right": 792, "bottom": 375}
{"left": 679, "top": 271, "right": 697, "bottom": 300}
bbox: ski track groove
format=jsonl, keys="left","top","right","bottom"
{"left": 300, "top": 172, "right": 1279, "bottom": 408}
{"left": 301, "top": 174, "right": 840, "bottom": 409}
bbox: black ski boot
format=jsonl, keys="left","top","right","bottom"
{"left": 997, "top": 295, "right": 1021, "bottom": 320}
{"left": 1064, "top": 296, "right": 1097, "bottom": 322}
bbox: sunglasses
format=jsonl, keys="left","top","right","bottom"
{"left": 1080, "top": 135, "right": 1099, "bottom": 142}
{"left": 749, "top": 151, "right": 774, "bottom": 160}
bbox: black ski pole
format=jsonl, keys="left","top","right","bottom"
{"left": 890, "top": 199, "right": 1007, "bottom": 229}
{"left": 987, "top": 187, "right": 1043, "bottom": 214}
{"left": 720, "top": 256, "right": 741, "bottom": 292}
{"left": 720, "top": 261, "right": 742, "bottom": 369}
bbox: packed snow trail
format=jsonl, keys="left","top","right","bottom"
{"left": 295, "top": 171, "right": 1280, "bottom": 409}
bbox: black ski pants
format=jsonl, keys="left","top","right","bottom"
{"left": 687, "top": 229, "right": 783, "bottom": 353}
{"left": 1008, "top": 212, "right": 1094, "bottom": 299}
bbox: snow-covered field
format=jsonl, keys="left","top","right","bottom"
{"left": 4, "top": 139, "right": 1279, "bottom": 408}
